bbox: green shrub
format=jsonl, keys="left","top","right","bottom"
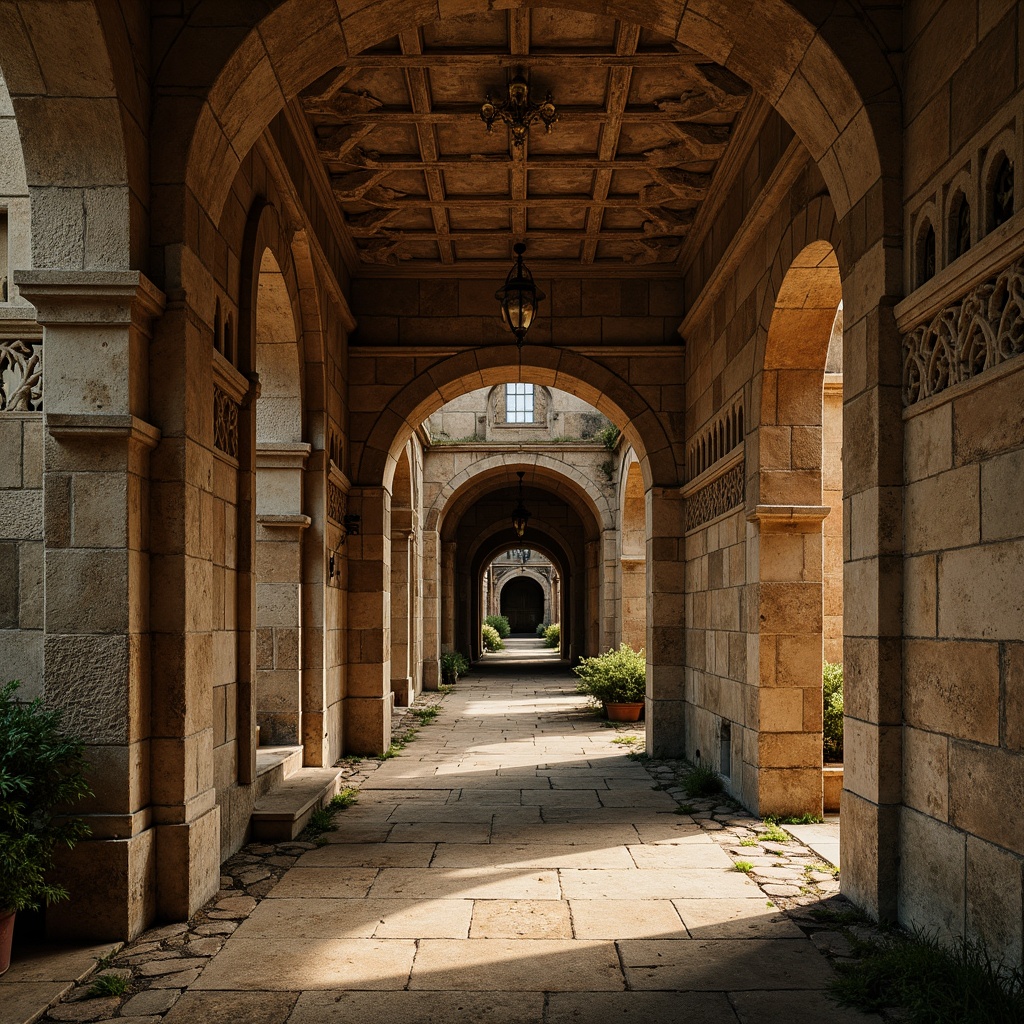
{"left": 485, "top": 615, "right": 511, "bottom": 639}
{"left": 0, "top": 681, "right": 92, "bottom": 913}
{"left": 831, "top": 929, "right": 1024, "bottom": 1022}
{"left": 536, "top": 622, "right": 548, "bottom": 637}
{"left": 440, "top": 650, "right": 469, "bottom": 685}
{"left": 574, "top": 643, "right": 646, "bottom": 705}
{"left": 823, "top": 661, "right": 844, "bottom": 762}
{"left": 543, "top": 622, "right": 561, "bottom": 649}
{"left": 481, "top": 623, "right": 505, "bottom": 652}
{"left": 595, "top": 424, "right": 620, "bottom": 450}
{"left": 682, "top": 760, "right": 723, "bottom": 798}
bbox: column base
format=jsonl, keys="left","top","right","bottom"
{"left": 155, "top": 804, "right": 221, "bottom": 922}
{"left": 422, "top": 658, "right": 440, "bottom": 691}
{"left": 646, "top": 698, "right": 686, "bottom": 757}
{"left": 758, "top": 767, "right": 823, "bottom": 819}
{"left": 47, "top": 828, "right": 156, "bottom": 941}
{"left": 345, "top": 695, "right": 392, "bottom": 756}
{"left": 390, "top": 676, "right": 414, "bottom": 707}
{"left": 840, "top": 789, "right": 899, "bottom": 922}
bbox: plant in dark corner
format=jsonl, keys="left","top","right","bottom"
{"left": 0, "top": 680, "right": 92, "bottom": 975}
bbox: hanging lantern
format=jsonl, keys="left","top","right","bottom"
{"left": 511, "top": 471, "right": 531, "bottom": 538}
{"left": 495, "top": 242, "right": 545, "bottom": 346}
{"left": 480, "top": 70, "right": 558, "bottom": 149}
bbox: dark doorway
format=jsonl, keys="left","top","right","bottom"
{"left": 500, "top": 576, "right": 545, "bottom": 634}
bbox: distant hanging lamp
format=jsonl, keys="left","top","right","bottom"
{"left": 495, "top": 242, "right": 545, "bottom": 345}
{"left": 511, "top": 471, "right": 531, "bottom": 538}
{"left": 480, "top": 69, "right": 557, "bottom": 148}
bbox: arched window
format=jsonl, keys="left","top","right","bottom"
{"left": 991, "top": 155, "right": 1014, "bottom": 230}
{"left": 919, "top": 222, "right": 936, "bottom": 287}
{"left": 950, "top": 193, "right": 971, "bottom": 261}
{"left": 505, "top": 383, "right": 534, "bottom": 423}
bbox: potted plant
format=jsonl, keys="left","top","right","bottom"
{"left": 573, "top": 643, "right": 646, "bottom": 722}
{"left": 440, "top": 650, "right": 469, "bottom": 686}
{"left": 822, "top": 661, "right": 844, "bottom": 812}
{"left": 0, "top": 681, "right": 91, "bottom": 975}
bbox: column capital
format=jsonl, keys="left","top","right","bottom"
{"left": 14, "top": 270, "right": 166, "bottom": 334}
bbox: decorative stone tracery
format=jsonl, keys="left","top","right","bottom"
{"left": 213, "top": 385, "right": 240, "bottom": 457}
{"left": 685, "top": 460, "right": 745, "bottom": 531}
{"left": 0, "top": 337, "right": 42, "bottom": 411}
{"left": 903, "top": 257, "right": 1024, "bottom": 405}
{"left": 327, "top": 479, "right": 346, "bottom": 523}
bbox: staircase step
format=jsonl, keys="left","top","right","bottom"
{"left": 254, "top": 745, "right": 304, "bottom": 802}
{"left": 251, "top": 767, "right": 343, "bottom": 842}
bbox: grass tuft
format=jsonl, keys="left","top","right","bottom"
{"left": 831, "top": 931, "right": 1024, "bottom": 1023}
{"left": 682, "top": 761, "right": 722, "bottom": 798}
{"left": 611, "top": 735, "right": 640, "bottom": 745}
{"left": 88, "top": 974, "right": 131, "bottom": 998}
{"left": 307, "top": 807, "right": 335, "bottom": 834}
{"left": 409, "top": 705, "right": 441, "bottom": 725}
{"left": 734, "top": 860, "right": 754, "bottom": 873}
{"left": 759, "top": 820, "right": 791, "bottom": 843}
{"left": 739, "top": 838, "right": 759, "bottom": 847}
{"left": 330, "top": 787, "right": 359, "bottom": 809}
{"left": 774, "top": 813, "right": 824, "bottom": 825}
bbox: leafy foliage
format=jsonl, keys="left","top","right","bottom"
{"left": 573, "top": 643, "right": 646, "bottom": 706}
{"left": 484, "top": 615, "right": 511, "bottom": 639}
{"left": 409, "top": 705, "right": 441, "bottom": 724}
{"left": 595, "top": 424, "right": 621, "bottom": 450}
{"left": 543, "top": 622, "right": 561, "bottom": 649}
{"left": 88, "top": 973, "right": 131, "bottom": 997}
{"left": 535, "top": 622, "right": 549, "bottom": 637}
{"left": 0, "top": 681, "right": 92, "bottom": 912}
{"left": 440, "top": 650, "right": 469, "bottom": 685}
{"left": 832, "top": 930, "right": 1024, "bottom": 1023}
{"left": 481, "top": 623, "right": 505, "bottom": 652}
{"left": 823, "top": 661, "right": 844, "bottom": 762}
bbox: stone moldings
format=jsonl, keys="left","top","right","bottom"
{"left": 686, "top": 460, "right": 745, "bottom": 531}
{"left": 903, "top": 257, "right": 1024, "bottom": 405}
{"left": 213, "top": 385, "right": 239, "bottom": 458}
{"left": 0, "top": 337, "right": 42, "bottom": 411}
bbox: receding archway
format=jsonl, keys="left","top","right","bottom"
{"left": 500, "top": 575, "right": 547, "bottom": 635}
{"left": 619, "top": 450, "right": 646, "bottom": 651}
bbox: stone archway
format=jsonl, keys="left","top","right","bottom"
{"left": 500, "top": 574, "right": 547, "bottom": 635}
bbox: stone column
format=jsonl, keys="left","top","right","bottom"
{"left": 344, "top": 485, "right": 391, "bottom": 755}
{"left": 747, "top": 503, "right": 830, "bottom": 818}
{"left": 421, "top": 529, "right": 441, "bottom": 689}
{"left": 16, "top": 270, "right": 173, "bottom": 940}
{"left": 389, "top": 507, "right": 415, "bottom": 706}
{"left": 441, "top": 541, "right": 456, "bottom": 651}
{"left": 602, "top": 528, "right": 618, "bottom": 651}
{"left": 646, "top": 486, "right": 686, "bottom": 757}
{"left": 254, "top": 442, "right": 311, "bottom": 746}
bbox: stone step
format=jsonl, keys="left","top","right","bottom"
{"left": 254, "top": 745, "right": 304, "bottom": 802}
{"left": 250, "top": 767, "right": 343, "bottom": 842}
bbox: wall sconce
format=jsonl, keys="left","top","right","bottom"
{"left": 328, "top": 551, "right": 338, "bottom": 581}
{"left": 343, "top": 514, "right": 361, "bottom": 537}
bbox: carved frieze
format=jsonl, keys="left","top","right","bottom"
{"left": 903, "top": 256, "right": 1024, "bottom": 405}
{"left": 686, "top": 461, "right": 745, "bottom": 532}
{"left": 213, "top": 385, "right": 239, "bottom": 458}
{"left": 0, "top": 337, "right": 42, "bottom": 411}
{"left": 327, "top": 479, "right": 346, "bottom": 524}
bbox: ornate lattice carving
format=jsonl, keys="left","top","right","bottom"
{"left": 213, "top": 385, "right": 239, "bottom": 458}
{"left": 903, "top": 257, "right": 1024, "bottom": 405}
{"left": 327, "top": 480, "right": 346, "bottom": 524}
{"left": 0, "top": 338, "right": 42, "bottom": 411}
{"left": 686, "top": 461, "right": 745, "bottom": 531}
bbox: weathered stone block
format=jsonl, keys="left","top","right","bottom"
{"left": 966, "top": 836, "right": 1024, "bottom": 970}
{"left": 904, "top": 639, "right": 999, "bottom": 744}
{"left": 905, "top": 465, "right": 979, "bottom": 554}
{"left": 902, "top": 725, "right": 948, "bottom": 822}
{"left": 938, "top": 540, "right": 1024, "bottom": 640}
{"left": 949, "top": 740, "right": 1024, "bottom": 855}
{"left": 898, "top": 808, "right": 965, "bottom": 945}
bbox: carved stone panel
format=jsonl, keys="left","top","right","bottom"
{"left": 327, "top": 480, "right": 346, "bottom": 523}
{"left": 213, "top": 385, "right": 240, "bottom": 458}
{"left": 903, "top": 257, "right": 1024, "bottom": 405}
{"left": 686, "top": 461, "right": 745, "bottom": 531}
{"left": 0, "top": 338, "right": 42, "bottom": 411}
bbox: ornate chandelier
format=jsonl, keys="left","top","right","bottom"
{"left": 511, "top": 471, "right": 531, "bottom": 538}
{"left": 481, "top": 71, "right": 557, "bottom": 148}
{"left": 495, "top": 243, "right": 545, "bottom": 345}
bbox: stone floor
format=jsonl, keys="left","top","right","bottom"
{"left": 7, "top": 639, "right": 877, "bottom": 1023}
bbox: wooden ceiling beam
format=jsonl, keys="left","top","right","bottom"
{"left": 509, "top": 8, "right": 530, "bottom": 241}
{"left": 325, "top": 51, "right": 702, "bottom": 69}
{"left": 581, "top": 22, "right": 640, "bottom": 265}
{"left": 307, "top": 107, "right": 732, "bottom": 124}
{"left": 337, "top": 195, "right": 696, "bottom": 209}
{"left": 399, "top": 28, "right": 454, "bottom": 265}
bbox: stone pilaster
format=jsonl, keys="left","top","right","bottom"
{"left": 389, "top": 507, "right": 415, "bottom": 706}
{"left": 344, "top": 486, "right": 391, "bottom": 755}
{"left": 16, "top": 270, "right": 167, "bottom": 940}
{"left": 420, "top": 529, "right": 441, "bottom": 690}
{"left": 646, "top": 486, "right": 685, "bottom": 757}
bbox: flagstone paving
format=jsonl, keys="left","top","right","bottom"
{"left": 18, "top": 639, "right": 880, "bottom": 1024}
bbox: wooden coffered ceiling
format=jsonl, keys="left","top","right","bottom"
{"left": 297, "top": 8, "right": 753, "bottom": 276}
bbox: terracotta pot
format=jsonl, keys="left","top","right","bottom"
{"left": 0, "top": 909, "right": 15, "bottom": 977}
{"left": 606, "top": 702, "right": 644, "bottom": 722}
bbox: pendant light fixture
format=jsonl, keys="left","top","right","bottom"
{"left": 495, "top": 242, "right": 545, "bottom": 346}
{"left": 511, "top": 471, "right": 531, "bottom": 538}
{"left": 480, "top": 70, "right": 557, "bottom": 148}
